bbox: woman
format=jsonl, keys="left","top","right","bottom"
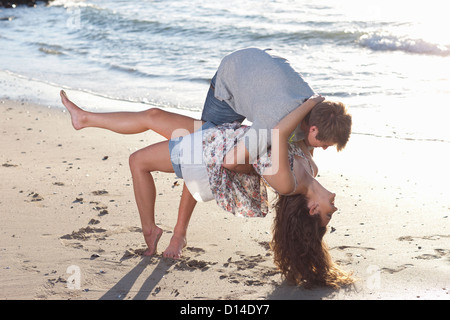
{"left": 60, "top": 90, "right": 353, "bottom": 288}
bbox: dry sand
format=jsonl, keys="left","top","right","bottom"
{"left": 0, "top": 98, "right": 449, "bottom": 301}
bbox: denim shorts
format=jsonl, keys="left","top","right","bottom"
{"left": 170, "top": 73, "right": 246, "bottom": 179}
{"left": 200, "top": 73, "right": 245, "bottom": 125}
{"left": 168, "top": 121, "right": 216, "bottom": 179}
{"left": 169, "top": 136, "right": 184, "bottom": 179}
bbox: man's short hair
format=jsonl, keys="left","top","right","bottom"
{"left": 307, "top": 100, "right": 352, "bottom": 151}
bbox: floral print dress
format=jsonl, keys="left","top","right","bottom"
{"left": 202, "top": 122, "right": 307, "bottom": 218}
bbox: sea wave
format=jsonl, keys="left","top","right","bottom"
{"left": 46, "top": 1, "right": 450, "bottom": 58}
{"left": 357, "top": 32, "right": 450, "bottom": 56}
{"left": 48, "top": 0, "right": 99, "bottom": 9}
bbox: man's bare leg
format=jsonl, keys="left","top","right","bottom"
{"left": 163, "top": 184, "right": 197, "bottom": 259}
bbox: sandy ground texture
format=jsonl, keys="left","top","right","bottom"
{"left": 0, "top": 98, "right": 449, "bottom": 300}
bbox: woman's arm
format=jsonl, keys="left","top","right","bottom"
{"left": 274, "top": 94, "right": 324, "bottom": 141}
{"left": 262, "top": 95, "right": 324, "bottom": 194}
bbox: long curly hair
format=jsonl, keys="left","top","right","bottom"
{"left": 271, "top": 193, "right": 354, "bottom": 288}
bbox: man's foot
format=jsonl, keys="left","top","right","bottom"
{"left": 60, "top": 90, "right": 88, "bottom": 130}
{"left": 142, "top": 226, "right": 163, "bottom": 256}
{"left": 163, "top": 233, "right": 187, "bottom": 259}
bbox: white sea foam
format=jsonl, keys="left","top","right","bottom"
{"left": 358, "top": 32, "right": 450, "bottom": 56}
{"left": 48, "top": 0, "right": 100, "bottom": 9}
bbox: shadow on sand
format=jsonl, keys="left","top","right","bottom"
{"left": 99, "top": 254, "right": 355, "bottom": 300}
{"left": 100, "top": 257, "right": 173, "bottom": 300}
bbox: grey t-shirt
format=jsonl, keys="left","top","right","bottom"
{"left": 214, "top": 48, "right": 315, "bottom": 162}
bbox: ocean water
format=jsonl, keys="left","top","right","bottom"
{"left": 1, "top": 0, "right": 449, "bottom": 142}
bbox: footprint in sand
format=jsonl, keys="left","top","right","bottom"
{"left": 397, "top": 235, "right": 450, "bottom": 260}
{"left": 60, "top": 226, "right": 108, "bottom": 241}
{"left": 397, "top": 235, "right": 450, "bottom": 242}
{"left": 25, "top": 191, "right": 44, "bottom": 202}
{"left": 381, "top": 264, "right": 414, "bottom": 274}
{"left": 414, "top": 249, "right": 450, "bottom": 260}
{"left": 219, "top": 252, "right": 279, "bottom": 286}
{"left": 92, "top": 190, "right": 109, "bottom": 196}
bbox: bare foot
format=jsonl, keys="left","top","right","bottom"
{"left": 142, "top": 226, "right": 163, "bottom": 256}
{"left": 60, "top": 90, "right": 87, "bottom": 130}
{"left": 163, "top": 233, "right": 187, "bottom": 259}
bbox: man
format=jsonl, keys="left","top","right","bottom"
{"left": 163, "top": 48, "right": 352, "bottom": 259}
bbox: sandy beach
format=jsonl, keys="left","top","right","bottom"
{"left": 0, "top": 96, "right": 449, "bottom": 301}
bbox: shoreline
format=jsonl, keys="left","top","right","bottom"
{"left": 0, "top": 97, "right": 449, "bottom": 300}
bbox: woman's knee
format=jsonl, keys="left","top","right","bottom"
{"left": 129, "top": 150, "right": 145, "bottom": 173}
{"left": 143, "top": 108, "right": 165, "bottom": 122}
{"left": 129, "top": 142, "right": 171, "bottom": 173}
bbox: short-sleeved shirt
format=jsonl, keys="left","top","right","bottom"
{"left": 214, "top": 48, "right": 315, "bottom": 162}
